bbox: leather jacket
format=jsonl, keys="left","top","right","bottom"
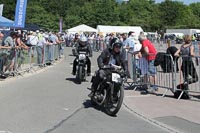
{"left": 75, "top": 42, "right": 92, "bottom": 57}
{"left": 97, "top": 48, "right": 127, "bottom": 72}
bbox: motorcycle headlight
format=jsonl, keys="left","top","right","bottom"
{"left": 79, "top": 54, "right": 86, "bottom": 60}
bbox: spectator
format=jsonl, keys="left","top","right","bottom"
{"left": 15, "top": 31, "right": 29, "bottom": 69}
{"left": 3, "top": 32, "right": 17, "bottom": 73}
{"left": 27, "top": 31, "right": 39, "bottom": 47}
{"left": 58, "top": 33, "right": 65, "bottom": 58}
{"left": 88, "top": 34, "right": 94, "bottom": 50}
{"left": 121, "top": 32, "right": 135, "bottom": 65}
{"left": 138, "top": 34, "right": 157, "bottom": 92}
{"left": 37, "top": 33, "right": 46, "bottom": 66}
{"left": 99, "top": 35, "right": 105, "bottom": 51}
{"left": 174, "top": 35, "right": 198, "bottom": 86}
{"left": 48, "top": 32, "right": 59, "bottom": 64}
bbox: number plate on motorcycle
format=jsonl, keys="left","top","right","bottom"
{"left": 79, "top": 54, "right": 86, "bottom": 60}
{"left": 112, "top": 73, "right": 120, "bottom": 82}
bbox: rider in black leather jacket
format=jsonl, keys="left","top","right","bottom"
{"left": 89, "top": 38, "right": 127, "bottom": 97}
{"left": 72, "top": 36, "right": 92, "bottom": 76}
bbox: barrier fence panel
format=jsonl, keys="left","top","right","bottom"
{"left": 174, "top": 55, "right": 200, "bottom": 100}
{"left": 0, "top": 48, "right": 11, "bottom": 75}
{"left": 126, "top": 52, "right": 176, "bottom": 96}
{"left": 54, "top": 44, "right": 59, "bottom": 60}
{"left": 126, "top": 51, "right": 143, "bottom": 90}
{"left": 154, "top": 54, "right": 176, "bottom": 96}
{"left": 15, "top": 49, "right": 31, "bottom": 73}
{"left": 30, "top": 46, "right": 39, "bottom": 68}
{"left": 0, "top": 44, "right": 63, "bottom": 78}
{"left": 44, "top": 45, "right": 52, "bottom": 64}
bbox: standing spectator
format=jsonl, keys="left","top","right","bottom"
{"left": 138, "top": 34, "right": 157, "bottom": 92}
{"left": 37, "top": 33, "right": 46, "bottom": 66}
{"left": 27, "top": 31, "right": 39, "bottom": 47}
{"left": 48, "top": 32, "right": 59, "bottom": 64}
{"left": 99, "top": 35, "right": 105, "bottom": 51}
{"left": 122, "top": 32, "right": 135, "bottom": 63}
{"left": 2, "top": 32, "right": 17, "bottom": 73}
{"left": 174, "top": 35, "right": 198, "bottom": 86}
{"left": 105, "top": 34, "right": 110, "bottom": 49}
{"left": 95, "top": 34, "right": 100, "bottom": 51}
{"left": 0, "top": 32, "right": 5, "bottom": 77}
{"left": 58, "top": 33, "right": 65, "bottom": 58}
{"left": 88, "top": 34, "right": 94, "bottom": 50}
{"left": 15, "top": 31, "right": 29, "bottom": 69}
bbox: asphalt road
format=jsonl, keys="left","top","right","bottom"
{"left": 0, "top": 48, "right": 169, "bottom": 133}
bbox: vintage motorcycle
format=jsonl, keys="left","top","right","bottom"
{"left": 76, "top": 51, "right": 87, "bottom": 84}
{"left": 89, "top": 64, "right": 126, "bottom": 116}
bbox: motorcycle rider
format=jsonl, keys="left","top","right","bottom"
{"left": 72, "top": 36, "right": 92, "bottom": 76}
{"left": 89, "top": 37, "right": 128, "bottom": 97}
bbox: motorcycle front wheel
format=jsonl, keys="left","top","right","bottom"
{"left": 76, "top": 66, "right": 82, "bottom": 84}
{"left": 105, "top": 86, "right": 124, "bottom": 116}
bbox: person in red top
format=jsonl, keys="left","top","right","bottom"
{"left": 142, "top": 39, "right": 157, "bottom": 61}
{"left": 138, "top": 35, "right": 157, "bottom": 92}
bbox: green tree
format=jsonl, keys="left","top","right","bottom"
{"left": 0, "top": 0, "right": 200, "bottom": 31}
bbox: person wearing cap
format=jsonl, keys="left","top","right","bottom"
{"left": 138, "top": 34, "right": 157, "bottom": 92}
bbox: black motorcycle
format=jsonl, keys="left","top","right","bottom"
{"left": 89, "top": 64, "right": 126, "bottom": 116}
{"left": 76, "top": 51, "right": 87, "bottom": 84}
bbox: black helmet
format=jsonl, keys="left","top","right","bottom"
{"left": 110, "top": 38, "right": 122, "bottom": 49}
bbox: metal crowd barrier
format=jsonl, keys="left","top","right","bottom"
{"left": 174, "top": 55, "right": 200, "bottom": 100}
{"left": 126, "top": 49, "right": 200, "bottom": 100}
{"left": 0, "top": 44, "right": 63, "bottom": 78}
{"left": 126, "top": 51, "right": 176, "bottom": 97}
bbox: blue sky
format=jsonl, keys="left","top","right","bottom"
{"left": 155, "top": 0, "right": 200, "bottom": 5}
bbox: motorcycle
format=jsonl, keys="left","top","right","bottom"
{"left": 89, "top": 64, "right": 126, "bottom": 116}
{"left": 76, "top": 51, "right": 87, "bottom": 84}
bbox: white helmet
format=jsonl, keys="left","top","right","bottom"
{"left": 80, "top": 36, "right": 88, "bottom": 42}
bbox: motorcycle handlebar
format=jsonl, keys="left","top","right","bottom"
{"left": 101, "top": 64, "right": 124, "bottom": 73}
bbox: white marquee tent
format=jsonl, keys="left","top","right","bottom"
{"left": 97, "top": 25, "right": 143, "bottom": 37}
{"left": 67, "top": 24, "right": 97, "bottom": 33}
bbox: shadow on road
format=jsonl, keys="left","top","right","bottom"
{"left": 66, "top": 77, "right": 89, "bottom": 85}
{"left": 82, "top": 99, "right": 117, "bottom": 117}
{"left": 65, "top": 77, "right": 81, "bottom": 85}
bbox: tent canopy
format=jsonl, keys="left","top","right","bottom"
{"left": 67, "top": 24, "right": 97, "bottom": 33}
{"left": 97, "top": 25, "right": 143, "bottom": 37}
{"left": 0, "top": 16, "right": 14, "bottom": 27}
